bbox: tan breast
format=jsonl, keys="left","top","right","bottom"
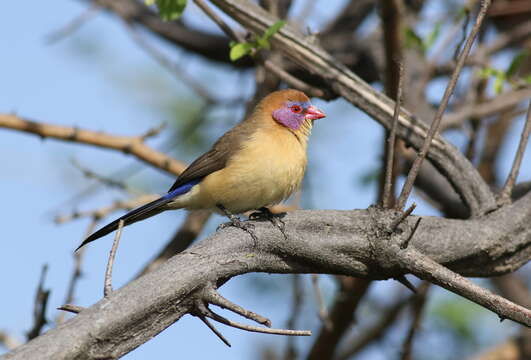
{"left": 190, "top": 123, "right": 309, "bottom": 213}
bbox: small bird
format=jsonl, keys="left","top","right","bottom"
{"left": 77, "top": 89, "right": 325, "bottom": 249}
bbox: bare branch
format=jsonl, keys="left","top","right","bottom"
{"left": 396, "top": 0, "right": 492, "bottom": 210}
{"left": 5, "top": 198, "right": 531, "bottom": 359}
{"left": 57, "top": 304, "right": 86, "bottom": 314}
{"left": 193, "top": 0, "right": 245, "bottom": 42}
{"left": 202, "top": 283, "right": 271, "bottom": 327}
{"left": 197, "top": 313, "right": 231, "bottom": 347}
{"left": 55, "top": 194, "right": 158, "bottom": 224}
{"left": 310, "top": 275, "right": 331, "bottom": 330}
{"left": 307, "top": 278, "right": 371, "bottom": 360}
{"left": 55, "top": 221, "right": 97, "bottom": 325}
{"left": 442, "top": 87, "right": 531, "bottom": 130}
{"left": 400, "top": 282, "right": 430, "bottom": 360}
{"left": 0, "top": 114, "right": 186, "bottom": 176}
{"left": 498, "top": 100, "right": 531, "bottom": 204}
{"left": 26, "top": 265, "right": 50, "bottom": 341}
{"left": 382, "top": 61, "right": 404, "bottom": 208}
{"left": 284, "top": 274, "right": 304, "bottom": 360}
{"left": 104, "top": 220, "right": 124, "bottom": 297}
{"left": 398, "top": 246, "right": 531, "bottom": 327}
{"left": 46, "top": 4, "right": 100, "bottom": 44}
{"left": 124, "top": 22, "right": 219, "bottom": 103}
{"left": 338, "top": 295, "right": 410, "bottom": 360}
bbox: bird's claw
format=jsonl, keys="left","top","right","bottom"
{"left": 249, "top": 207, "right": 288, "bottom": 240}
{"left": 216, "top": 204, "right": 258, "bottom": 244}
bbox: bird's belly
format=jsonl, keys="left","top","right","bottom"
{"left": 194, "top": 153, "right": 306, "bottom": 213}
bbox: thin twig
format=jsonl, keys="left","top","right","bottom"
{"left": 498, "top": 100, "right": 531, "bottom": 204}
{"left": 396, "top": 0, "right": 492, "bottom": 210}
{"left": 401, "top": 217, "right": 421, "bottom": 249}
{"left": 193, "top": 0, "right": 245, "bottom": 42}
{"left": 46, "top": 5, "right": 100, "bottom": 44}
{"left": 338, "top": 295, "right": 411, "bottom": 360}
{"left": 391, "top": 203, "right": 416, "bottom": 231}
{"left": 383, "top": 61, "right": 404, "bottom": 209}
{"left": 453, "top": 7, "right": 470, "bottom": 61}
{"left": 57, "top": 304, "right": 86, "bottom": 314}
{"left": 399, "top": 247, "right": 531, "bottom": 327}
{"left": 203, "top": 284, "right": 271, "bottom": 326}
{"left": 310, "top": 274, "right": 332, "bottom": 330}
{"left": 198, "top": 314, "right": 231, "bottom": 347}
{"left": 0, "top": 114, "right": 187, "bottom": 176}
{"left": 55, "top": 194, "right": 158, "bottom": 224}
{"left": 285, "top": 274, "right": 304, "bottom": 360}
{"left": 401, "top": 282, "right": 430, "bottom": 360}
{"left": 262, "top": 59, "right": 328, "bottom": 99}
{"left": 206, "top": 309, "right": 311, "bottom": 336}
{"left": 124, "top": 23, "right": 218, "bottom": 103}
{"left": 56, "top": 220, "right": 97, "bottom": 325}
{"left": 195, "top": 0, "right": 327, "bottom": 99}
{"left": 104, "top": 220, "right": 124, "bottom": 297}
{"left": 70, "top": 159, "right": 136, "bottom": 194}
{"left": 26, "top": 264, "right": 50, "bottom": 340}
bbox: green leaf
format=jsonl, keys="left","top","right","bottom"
{"left": 424, "top": 22, "right": 441, "bottom": 51}
{"left": 145, "top": 0, "right": 156, "bottom": 5}
{"left": 494, "top": 73, "right": 505, "bottom": 94}
{"left": 506, "top": 50, "right": 529, "bottom": 78}
{"left": 404, "top": 27, "right": 424, "bottom": 53}
{"left": 256, "top": 38, "right": 270, "bottom": 50}
{"left": 155, "top": 0, "right": 187, "bottom": 21}
{"left": 229, "top": 42, "right": 252, "bottom": 61}
{"left": 262, "top": 20, "right": 286, "bottom": 41}
{"left": 478, "top": 67, "right": 499, "bottom": 79}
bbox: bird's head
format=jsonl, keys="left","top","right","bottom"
{"left": 259, "top": 89, "right": 326, "bottom": 131}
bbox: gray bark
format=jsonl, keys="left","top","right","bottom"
{"left": 3, "top": 193, "right": 531, "bottom": 360}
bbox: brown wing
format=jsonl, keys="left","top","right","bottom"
{"left": 168, "top": 120, "right": 257, "bottom": 192}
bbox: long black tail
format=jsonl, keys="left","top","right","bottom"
{"left": 75, "top": 196, "right": 174, "bottom": 251}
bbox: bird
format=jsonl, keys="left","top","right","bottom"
{"left": 76, "top": 89, "right": 326, "bottom": 250}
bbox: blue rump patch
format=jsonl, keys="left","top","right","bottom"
{"left": 163, "top": 178, "right": 202, "bottom": 200}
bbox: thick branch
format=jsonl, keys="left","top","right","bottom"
{"left": 4, "top": 192, "right": 531, "bottom": 359}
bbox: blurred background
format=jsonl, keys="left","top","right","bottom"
{"left": 1, "top": 0, "right": 530, "bottom": 359}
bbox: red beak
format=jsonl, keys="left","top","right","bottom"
{"left": 305, "top": 105, "right": 326, "bottom": 120}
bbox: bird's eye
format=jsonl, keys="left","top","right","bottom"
{"left": 291, "top": 105, "right": 302, "bottom": 113}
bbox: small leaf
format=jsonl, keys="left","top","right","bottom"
{"left": 256, "top": 38, "right": 270, "bottom": 50}
{"left": 262, "top": 20, "right": 286, "bottom": 41}
{"left": 494, "top": 73, "right": 505, "bottom": 94}
{"left": 404, "top": 27, "right": 424, "bottom": 53}
{"left": 145, "top": 0, "right": 156, "bottom": 5}
{"left": 155, "top": 0, "right": 187, "bottom": 21}
{"left": 230, "top": 42, "right": 252, "bottom": 61}
{"left": 477, "top": 67, "right": 498, "bottom": 79}
{"left": 424, "top": 22, "right": 441, "bottom": 51}
{"left": 506, "top": 50, "right": 529, "bottom": 78}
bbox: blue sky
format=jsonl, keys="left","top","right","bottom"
{"left": 1, "top": 1, "right": 529, "bottom": 359}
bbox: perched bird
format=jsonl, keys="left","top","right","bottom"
{"left": 77, "top": 89, "right": 325, "bottom": 249}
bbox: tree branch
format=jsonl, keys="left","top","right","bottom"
{"left": 5, "top": 192, "right": 531, "bottom": 359}
{"left": 0, "top": 114, "right": 186, "bottom": 176}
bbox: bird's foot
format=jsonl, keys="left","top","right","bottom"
{"left": 249, "top": 207, "right": 288, "bottom": 240}
{"left": 217, "top": 204, "right": 258, "bottom": 244}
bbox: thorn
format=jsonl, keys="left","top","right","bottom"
{"left": 395, "top": 275, "right": 417, "bottom": 293}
